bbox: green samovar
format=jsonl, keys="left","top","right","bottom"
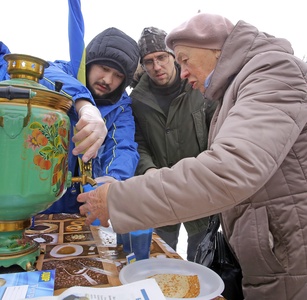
{"left": 0, "top": 54, "right": 94, "bottom": 270}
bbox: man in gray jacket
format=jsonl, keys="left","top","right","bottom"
{"left": 130, "top": 27, "right": 216, "bottom": 261}
{"left": 78, "top": 13, "right": 307, "bottom": 299}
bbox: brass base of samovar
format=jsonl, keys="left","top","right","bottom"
{"left": 0, "top": 219, "right": 41, "bottom": 271}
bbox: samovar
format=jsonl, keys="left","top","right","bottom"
{"left": 0, "top": 54, "right": 95, "bottom": 271}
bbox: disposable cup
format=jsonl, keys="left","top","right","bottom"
{"left": 121, "top": 228, "right": 153, "bottom": 260}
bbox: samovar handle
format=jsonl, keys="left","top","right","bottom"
{"left": 0, "top": 86, "right": 36, "bottom": 129}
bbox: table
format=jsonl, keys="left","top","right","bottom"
{"left": 0, "top": 213, "right": 225, "bottom": 299}
{"left": 22, "top": 213, "right": 183, "bottom": 295}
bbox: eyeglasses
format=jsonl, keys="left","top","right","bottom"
{"left": 142, "top": 54, "right": 170, "bottom": 70}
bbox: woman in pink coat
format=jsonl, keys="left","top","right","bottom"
{"left": 78, "top": 13, "right": 307, "bottom": 299}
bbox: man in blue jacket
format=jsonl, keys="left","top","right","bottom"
{"left": 0, "top": 27, "right": 140, "bottom": 213}
{"left": 42, "top": 27, "right": 140, "bottom": 213}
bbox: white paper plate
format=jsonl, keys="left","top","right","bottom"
{"left": 119, "top": 257, "right": 224, "bottom": 300}
{"left": 50, "top": 244, "right": 83, "bottom": 258}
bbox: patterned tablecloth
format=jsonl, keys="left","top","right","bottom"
{"left": 23, "top": 213, "right": 183, "bottom": 295}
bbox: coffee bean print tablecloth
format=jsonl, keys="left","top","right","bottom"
{"left": 24, "top": 213, "right": 183, "bottom": 295}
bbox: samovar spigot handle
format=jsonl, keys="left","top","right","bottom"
{"left": 71, "top": 160, "right": 97, "bottom": 187}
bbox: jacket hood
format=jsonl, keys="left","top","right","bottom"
{"left": 205, "top": 20, "right": 294, "bottom": 102}
{"left": 86, "top": 27, "right": 139, "bottom": 103}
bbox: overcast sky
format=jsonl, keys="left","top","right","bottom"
{"left": 2, "top": 0, "right": 307, "bottom": 62}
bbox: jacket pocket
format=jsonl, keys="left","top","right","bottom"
{"left": 236, "top": 206, "right": 285, "bottom": 276}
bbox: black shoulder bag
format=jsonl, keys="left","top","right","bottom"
{"left": 194, "top": 215, "right": 244, "bottom": 300}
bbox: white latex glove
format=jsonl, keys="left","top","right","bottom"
{"left": 72, "top": 104, "right": 107, "bottom": 162}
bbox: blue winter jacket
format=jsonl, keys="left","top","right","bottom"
{"left": 41, "top": 61, "right": 139, "bottom": 213}
{"left": 0, "top": 42, "right": 10, "bottom": 81}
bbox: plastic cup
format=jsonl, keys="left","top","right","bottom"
{"left": 121, "top": 228, "right": 153, "bottom": 260}
{"left": 117, "top": 233, "right": 123, "bottom": 245}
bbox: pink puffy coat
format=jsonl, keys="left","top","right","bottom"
{"left": 108, "top": 20, "right": 307, "bottom": 299}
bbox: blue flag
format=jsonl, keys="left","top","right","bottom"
{"left": 68, "top": 0, "right": 91, "bottom": 183}
{"left": 68, "top": 0, "right": 86, "bottom": 84}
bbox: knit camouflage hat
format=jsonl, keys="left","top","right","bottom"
{"left": 138, "top": 27, "right": 174, "bottom": 63}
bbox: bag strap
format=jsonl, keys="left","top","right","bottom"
{"left": 208, "top": 214, "right": 220, "bottom": 235}
{"left": 194, "top": 214, "right": 220, "bottom": 266}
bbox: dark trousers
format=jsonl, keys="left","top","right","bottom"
{"left": 155, "top": 224, "right": 207, "bottom": 261}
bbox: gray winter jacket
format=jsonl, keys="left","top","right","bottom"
{"left": 131, "top": 71, "right": 213, "bottom": 174}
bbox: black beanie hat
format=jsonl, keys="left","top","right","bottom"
{"left": 86, "top": 27, "right": 139, "bottom": 89}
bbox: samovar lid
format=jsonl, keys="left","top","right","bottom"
{"left": 4, "top": 53, "right": 49, "bottom": 82}
{"left": 1, "top": 54, "right": 73, "bottom": 112}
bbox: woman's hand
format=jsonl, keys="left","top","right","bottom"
{"left": 77, "top": 183, "right": 111, "bottom": 226}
